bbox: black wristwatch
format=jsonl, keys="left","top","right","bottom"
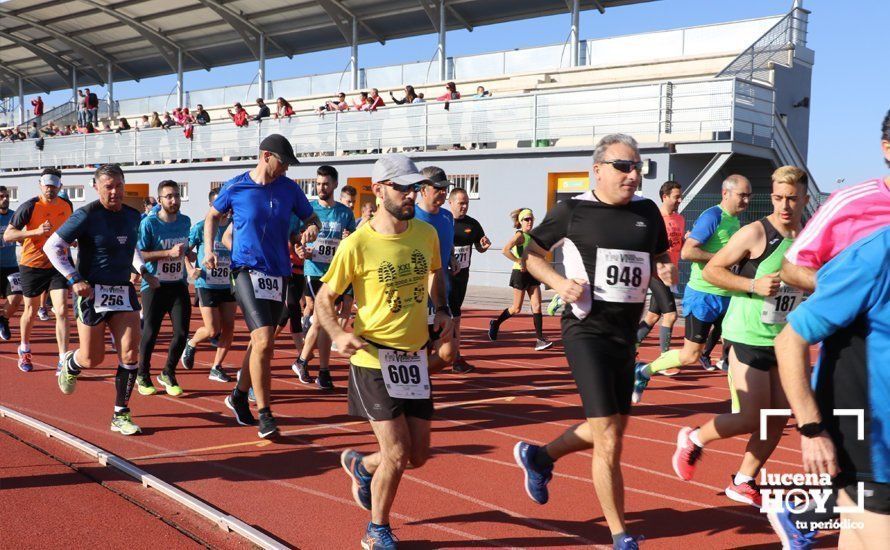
{"left": 67, "top": 273, "right": 82, "bottom": 287}
{"left": 436, "top": 305, "right": 452, "bottom": 317}
{"left": 797, "top": 422, "right": 825, "bottom": 438}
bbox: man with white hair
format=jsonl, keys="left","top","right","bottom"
{"left": 633, "top": 173, "right": 751, "bottom": 404}
{"left": 513, "top": 134, "right": 675, "bottom": 550}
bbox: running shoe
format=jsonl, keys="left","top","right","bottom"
{"left": 108, "top": 333, "right": 117, "bottom": 352}
{"left": 56, "top": 360, "right": 62, "bottom": 377}
{"left": 0, "top": 315, "right": 10, "bottom": 341}
{"left": 513, "top": 441, "right": 553, "bottom": 505}
{"left": 767, "top": 506, "right": 817, "bottom": 549}
{"left": 257, "top": 411, "right": 279, "bottom": 439}
{"left": 291, "top": 358, "right": 314, "bottom": 384}
{"left": 316, "top": 369, "right": 334, "bottom": 390}
{"left": 451, "top": 357, "right": 476, "bottom": 374}
{"left": 361, "top": 522, "right": 398, "bottom": 550}
{"left": 699, "top": 355, "right": 717, "bottom": 371}
{"left": 37, "top": 306, "right": 50, "bottom": 321}
{"left": 209, "top": 334, "right": 220, "bottom": 347}
{"left": 534, "top": 338, "right": 554, "bottom": 351}
{"left": 136, "top": 375, "right": 157, "bottom": 396}
{"left": 341, "top": 449, "right": 372, "bottom": 510}
{"left": 716, "top": 358, "right": 728, "bottom": 372}
{"left": 248, "top": 387, "right": 256, "bottom": 403}
{"left": 725, "top": 476, "right": 762, "bottom": 507}
{"left": 157, "top": 372, "right": 183, "bottom": 397}
{"left": 209, "top": 365, "right": 232, "bottom": 383}
{"left": 180, "top": 342, "right": 196, "bottom": 370}
{"left": 17, "top": 347, "right": 33, "bottom": 372}
{"left": 631, "top": 362, "right": 650, "bottom": 404}
{"left": 330, "top": 341, "right": 339, "bottom": 352}
{"left": 546, "top": 294, "right": 564, "bottom": 316}
{"left": 57, "top": 352, "right": 78, "bottom": 394}
{"left": 110, "top": 410, "right": 141, "bottom": 435}
{"left": 487, "top": 319, "right": 499, "bottom": 341}
{"left": 301, "top": 315, "right": 312, "bottom": 333}
{"left": 672, "top": 426, "right": 703, "bottom": 481}
{"left": 614, "top": 535, "right": 644, "bottom": 550}
{"left": 225, "top": 392, "right": 256, "bottom": 426}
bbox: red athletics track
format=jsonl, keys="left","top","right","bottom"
{"left": 1, "top": 305, "right": 834, "bottom": 549}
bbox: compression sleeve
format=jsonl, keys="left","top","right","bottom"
{"left": 43, "top": 233, "right": 76, "bottom": 279}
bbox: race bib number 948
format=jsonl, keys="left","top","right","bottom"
{"left": 593, "top": 248, "right": 650, "bottom": 303}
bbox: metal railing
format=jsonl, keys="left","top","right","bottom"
{"left": 0, "top": 77, "right": 776, "bottom": 171}
{"left": 717, "top": 8, "right": 808, "bottom": 84}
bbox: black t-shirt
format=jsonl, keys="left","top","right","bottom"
{"left": 55, "top": 201, "right": 141, "bottom": 286}
{"left": 530, "top": 191, "right": 668, "bottom": 345}
{"left": 453, "top": 214, "right": 485, "bottom": 277}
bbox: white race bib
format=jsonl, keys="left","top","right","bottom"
{"left": 250, "top": 270, "right": 283, "bottom": 301}
{"left": 156, "top": 259, "right": 185, "bottom": 282}
{"left": 593, "top": 248, "right": 650, "bottom": 303}
{"left": 761, "top": 283, "right": 804, "bottom": 324}
{"left": 7, "top": 272, "right": 21, "bottom": 293}
{"left": 454, "top": 245, "right": 472, "bottom": 270}
{"left": 378, "top": 349, "right": 430, "bottom": 399}
{"left": 312, "top": 236, "right": 340, "bottom": 264}
{"left": 94, "top": 284, "right": 133, "bottom": 313}
{"left": 205, "top": 256, "right": 231, "bottom": 286}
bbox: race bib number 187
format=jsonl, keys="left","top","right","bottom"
{"left": 761, "top": 283, "right": 804, "bottom": 324}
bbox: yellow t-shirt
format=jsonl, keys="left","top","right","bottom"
{"left": 321, "top": 218, "right": 441, "bottom": 369}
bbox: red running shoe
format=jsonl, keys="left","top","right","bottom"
{"left": 672, "top": 426, "right": 703, "bottom": 481}
{"left": 725, "top": 476, "right": 762, "bottom": 507}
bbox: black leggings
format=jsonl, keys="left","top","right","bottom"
{"left": 278, "top": 274, "right": 306, "bottom": 332}
{"left": 138, "top": 283, "right": 191, "bottom": 378}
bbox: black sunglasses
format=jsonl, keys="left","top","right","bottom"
{"left": 601, "top": 159, "right": 643, "bottom": 174}
{"left": 382, "top": 181, "right": 420, "bottom": 193}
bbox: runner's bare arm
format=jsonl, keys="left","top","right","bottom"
{"left": 316, "top": 283, "right": 365, "bottom": 356}
{"left": 476, "top": 235, "right": 492, "bottom": 252}
{"left": 203, "top": 207, "right": 224, "bottom": 268}
{"left": 779, "top": 258, "right": 816, "bottom": 293}
{"left": 680, "top": 237, "right": 714, "bottom": 263}
{"left": 429, "top": 268, "right": 453, "bottom": 336}
{"left": 4, "top": 220, "right": 51, "bottom": 242}
{"left": 653, "top": 251, "right": 677, "bottom": 286}
{"left": 221, "top": 223, "right": 233, "bottom": 251}
{"left": 524, "top": 240, "right": 585, "bottom": 303}
{"left": 500, "top": 232, "right": 523, "bottom": 263}
{"left": 703, "top": 223, "right": 780, "bottom": 296}
{"left": 301, "top": 212, "right": 321, "bottom": 243}
{"left": 775, "top": 325, "right": 839, "bottom": 477}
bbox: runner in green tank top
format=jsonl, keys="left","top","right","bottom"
{"left": 667, "top": 166, "right": 809, "bottom": 507}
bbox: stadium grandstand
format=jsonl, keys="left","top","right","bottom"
{"left": 1, "top": 0, "right": 818, "bottom": 287}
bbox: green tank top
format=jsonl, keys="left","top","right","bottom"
{"left": 511, "top": 231, "right": 531, "bottom": 271}
{"left": 687, "top": 205, "right": 740, "bottom": 296}
{"left": 722, "top": 218, "right": 799, "bottom": 347}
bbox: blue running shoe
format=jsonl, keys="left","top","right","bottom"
{"left": 699, "top": 355, "right": 716, "bottom": 371}
{"left": 513, "top": 441, "right": 553, "bottom": 505}
{"left": 341, "top": 449, "right": 372, "bottom": 510}
{"left": 614, "top": 534, "right": 644, "bottom": 550}
{"left": 18, "top": 347, "right": 33, "bottom": 372}
{"left": 361, "top": 523, "right": 398, "bottom": 550}
{"left": 247, "top": 386, "right": 256, "bottom": 403}
{"left": 631, "top": 362, "right": 650, "bottom": 404}
{"left": 767, "top": 506, "right": 817, "bottom": 549}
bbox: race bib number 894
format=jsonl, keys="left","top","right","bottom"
{"left": 250, "top": 271, "right": 283, "bottom": 301}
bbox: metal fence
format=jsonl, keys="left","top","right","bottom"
{"left": 0, "top": 77, "right": 775, "bottom": 171}
{"left": 717, "top": 8, "right": 808, "bottom": 83}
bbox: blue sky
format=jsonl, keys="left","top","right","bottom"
{"left": 25, "top": 0, "right": 890, "bottom": 191}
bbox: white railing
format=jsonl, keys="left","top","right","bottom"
{"left": 0, "top": 78, "right": 776, "bottom": 171}
{"left": 717, "top": 9, "right": 808, "bottom": 83}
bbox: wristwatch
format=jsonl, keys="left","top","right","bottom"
{"left": 797, "top": 422, "right": 824, "bottom": 438}
{"left": 67, "top": 273, "right": 82, "bottom": 286}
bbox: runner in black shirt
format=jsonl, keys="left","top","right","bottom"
{"left": 512, "top": 134, "right": 675, "bottom": 550}
{"left": 448, "top": 187, "right": 491, "bottom": 373}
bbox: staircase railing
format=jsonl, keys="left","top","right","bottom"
{"left": 717, "top": 8, "right": 809, "bottom": 84}
{"left": 772, "top": 111, "right": 820, "bottom": 215}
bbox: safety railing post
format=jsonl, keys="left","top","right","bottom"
{"left": 532, "top": 94, "right": 538, "bottom": 144}
{"left": 334, "top": 112, "right": 339, "bottom": 155}
{"left": 133, "top": 130, "right": 139, "bottom": 166}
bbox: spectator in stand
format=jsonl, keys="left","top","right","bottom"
{"left": 416, "top": 92, "right": 425, "bottom": 102}
{"left": 101, "top": 121, "right": 113, "bottom": 132}
{"left": 85, "top": 88, "right": 99, "bottom": 125}
{"left": 27, "top": 122, "right": 41, "bottom": 139}
{"left": 58, "top": 125, "right": 72, "bottom": 136}
{"left": 194, "top": 104, "right": 210, "bottom": 125}
{"left": 474, "top": 86, "right": 491, "bottom": 98}
{"left": 353, "top": 91, "right": 370, "bottom": 111}
{"left": 42, "top": 122, "right": 58, "bottom": 137}
{"left": 116, "top": 118, "right": 131, "bottom": 132}
{"left": 150, "top": 112, "right": 162, "bottom": 128}
{"left": 318, "top": 92, "right": 349, "bottom": 114}
{"left": 274, "top": 97, "right": 295, "bottom": 118}
{"left": 171, "top": 108, "right": 182, "bottom": 124}
{"left": 180, "top": 108, "right": 196, "bottom": 124}
{"left": 137, "top": 115, "right": 150, "bottom": 129}
{"left": 438, "top": 81, "right": 461, "bottom": 101}
{"left": 227, "top": 103, "right": 249, "bottom": 127}
{"left": 76, "top": 90, "right": 87, "bottom": 126}
{"left": 31, "top": 96, "right": 44, "bottom": 126}
{"left": 161, "top": 112, "right": 176, "bottom": 129}
{"left": 366, "top": 88, "right": 386, "bottom": 111}
{"left": 82, "top": 122, "right": 96, "bottom": 134}
{"left": 253, "top": 98, "right": 270, "bottom": 121}
{"left": 390, "top": 85, "right": 419, "bottom": 105}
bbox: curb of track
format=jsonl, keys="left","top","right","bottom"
{"left": 0, "top": 405, "right": 288, "bottom": 550}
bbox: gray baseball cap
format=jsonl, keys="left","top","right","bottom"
{"left": 372, "top": 153, "right": 430, "bottom": 185}
{"left": 420, "top": 166, "right": 451, "bottom": 189}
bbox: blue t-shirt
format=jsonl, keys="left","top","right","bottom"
{"left": 137, "top": 213, "right": 192, "bottom": 291}
{"left": 55, "top": 201, "right": 141, "bottom": 286}
{"left": 304, "top": 200, "right": 356, "bottom": 277}
{"left": 189, "top": 219, "right": 232, "bottom": 290}
{"left": 788, "top": 227, "right": 890, "bottom": 483}
{"left": 0, "top": 209, "right": 17, "bottom": 268}
{"left": 414, "top": 205, "right": 454, "bottom": 272}
{"left": 212, "top": 172, "right": 313, "bottom": 278}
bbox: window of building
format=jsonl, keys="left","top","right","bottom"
{"left": 6, "top": 186, "right": 17, "bottom": 202}
{"left": 179, "top": 182, "right": 189, "bottom": 201}
{"left": 294, "top": 178, "right": 317, "bottom": 199}
{"left": 68, "top": 185, "right": 85, "bottom": 202}
{"left": 448, "top": 174, "right": 479, "bottom": 199}
{"left": 210, "top": 181, "right": 225, "bottom": 192}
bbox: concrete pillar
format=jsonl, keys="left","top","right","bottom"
{"left": 176, "top": 49, "right": 184, "bottom": 108}
{"left": 72, "top": 67, "right": 78, "bottom": 105}
{"left": 570, "top": 0, "right": 580, "bottom": 67}
{"left": 18, "top": 77, "right": 24, "bottom": 126}
{"left": 438, "top": 0, "right": 447, "bottom": 80}
{"left": 351, "top": 17, "right": 359, "bottom": 90}
{"left": 258, "top": 33, "right": 266, "bottom": 98}
{"left": 106, "top": 63, "right": 114, "bottom": 119}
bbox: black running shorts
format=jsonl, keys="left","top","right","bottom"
{"left": 75, "top": 283, "right": 141, "bottom": 327}
{"left": 509, "top": 270, "right": 540, "bottom": 291}
{"left": 647, "top": 277, "right": 677, "bottom": 314}
{"left": 347, "top": 363, "right": 434, "bottom": 421}
{"left": 565, "top": 337, "right": 636, "bottom": 417}
{"left": 0, "top": 266, "right": 22, "bottom": 297}
{"left": 233, "top": 268, "right": 287, "bottom": 332}
{"left": 278, "top": 274, "right": 306, "bottom": 332}
{"left": 196, "top": 287, "right": 235, "bottom": 308}
{"left": 449, "top": 271, "right": 469, "bottom": 317}
{"left": 840, "top": 480, "right": 890, "bottom": 515}
{"left": 20, "top": 265, "right": 67, "bottom": 298}
{"left": 725, "top": 340, "right": 776, "bottom": 372}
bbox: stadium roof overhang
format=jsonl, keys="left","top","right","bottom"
{"left": 0, "top": 0, "right": 656, "bottom": 97}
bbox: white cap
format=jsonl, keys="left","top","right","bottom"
{"left": 39, "top": 174, "right": 61, "bottom": 187}
{"left": 371, "top": 153, "right": 430, "bottom": 185}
